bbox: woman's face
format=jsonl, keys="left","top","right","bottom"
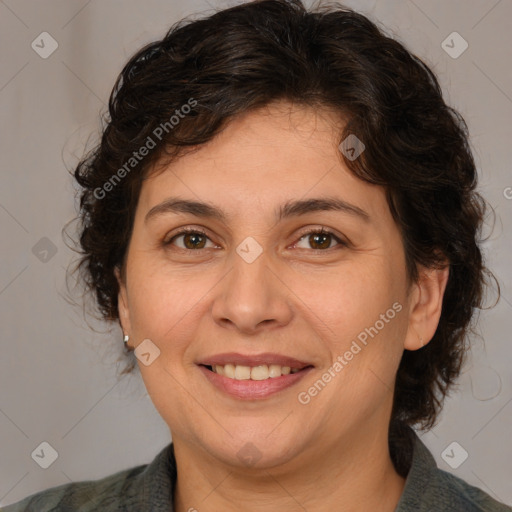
{"left": 117, "top": 101, "right": 431, "bottom": 469}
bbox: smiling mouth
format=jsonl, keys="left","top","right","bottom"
{"left": 201, "top": 364, "right": 314, "bottom": 381}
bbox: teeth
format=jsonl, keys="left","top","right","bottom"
{"left": 251, "top": 365, "right": 270, "bottom": 381}
{"left": 268, "top": 364, "right": 282, "bottom": 378}
{"left": 223, "top": 364, "right": 235, "bottom": 379}
{"left": 234, "top": 365, "right": 251, "bottom": 380}
{"left": 211, "top": 364, "right": 298, "bottom": 380}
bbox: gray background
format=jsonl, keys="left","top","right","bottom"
{"left": 1, "top": 0, "right": 511, "bottom": 507}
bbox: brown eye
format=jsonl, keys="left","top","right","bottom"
{"left": 294, "top": 228, "right": 346, "bottom": 251}
{"left": 181, "top": 232, "right": 207, "bottom": 250}
{"left": 165, "top": 229, "right": 214, "bottom": 250}
{"left": 164, "top": 227, "right": 347, "bottom": 253}
{"left": 309, "top": 232, "right": 332, "bottom": 250}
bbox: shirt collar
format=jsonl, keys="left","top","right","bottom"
{"left": 394, "top": 429, "right": 439, "bottom": 511}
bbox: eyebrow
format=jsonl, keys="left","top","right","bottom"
{"left": 145, "top": 196, "right": 371, "bottom": 224}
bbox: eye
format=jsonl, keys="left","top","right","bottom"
{"left": 163, "top": 226, "right": 348, "bottom": 252}
{"left": 164, "top": 228, "right": 217, "bottom": 250}
{"left": 293, "top": 227, "right": 347, "bottom": 251}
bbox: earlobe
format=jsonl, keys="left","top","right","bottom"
{"left": 404, "top": 264, "right": 450, "bottom": 351}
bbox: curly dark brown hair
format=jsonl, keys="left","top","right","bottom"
{"left": 71, "top": 0, "right": 496, "bottom": 474}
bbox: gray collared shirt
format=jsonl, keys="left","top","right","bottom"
{"left": 2, "top": 431, "right": 510, "bottom": 511}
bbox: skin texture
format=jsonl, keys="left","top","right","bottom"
{"left": 116, "top": 101, "right": 449, "bottom": 512}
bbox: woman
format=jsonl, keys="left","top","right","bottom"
{"left": 3, "top": 0, "right": 510, "bottom": 510}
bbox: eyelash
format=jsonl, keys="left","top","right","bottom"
{"left": 163, "top": 226, "right": 348, "bottom": 252}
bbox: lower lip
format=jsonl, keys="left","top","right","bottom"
{"left": 198, "top": 365, "right": 314, "bottom": 400}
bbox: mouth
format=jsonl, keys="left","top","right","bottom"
{"left": 200, "top": 363, "right": 312, "bottom": 380}
{"left": 197, "top": 353, "right": 314, "bottom": 399}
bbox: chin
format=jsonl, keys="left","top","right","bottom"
{"left": 197, "top": 429, "right": 308, "bottom": 471}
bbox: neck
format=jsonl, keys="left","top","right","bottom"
{"left": 172, "top": 424, "right": 407, "bottom": 512}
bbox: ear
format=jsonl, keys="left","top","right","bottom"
{"left": 115, "top": 266, "right": 132, "bottom": 337}
{"left": 404, "top": 264, "right": 450, "bottom": 351}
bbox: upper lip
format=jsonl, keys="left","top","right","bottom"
{"left": 198, "top": 352, "right": 313, "bottom": 369}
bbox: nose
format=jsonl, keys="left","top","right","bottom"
{"left": 211, "top": 247, "right": 293, "bottom": 335}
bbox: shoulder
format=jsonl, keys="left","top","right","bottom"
{"left": 431, "top": 468, "right": 512, "bottom": 512}
{"left": 1, "top": 443, "right": 176, "bottom": 512}
{"left": 0, "top": 464, "right": 146, "bottom": 512}
{"left": 396, "top": 429, "right": 512, "bottom": 512}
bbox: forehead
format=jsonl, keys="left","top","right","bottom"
{"left": 138, "top": 101, "right": 389, "bottom": 224}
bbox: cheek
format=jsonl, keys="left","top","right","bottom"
{"left": 125, "top": 263, "right": 194, "bottom": 345}
{"left": 310, "top": 267, "right": 407, "bottom": 414}
{"left": 296, "top": 258, "right": 402, "bottom": 343}
{"left": 125, "top": 260, "right": 224, "bottom": 373}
